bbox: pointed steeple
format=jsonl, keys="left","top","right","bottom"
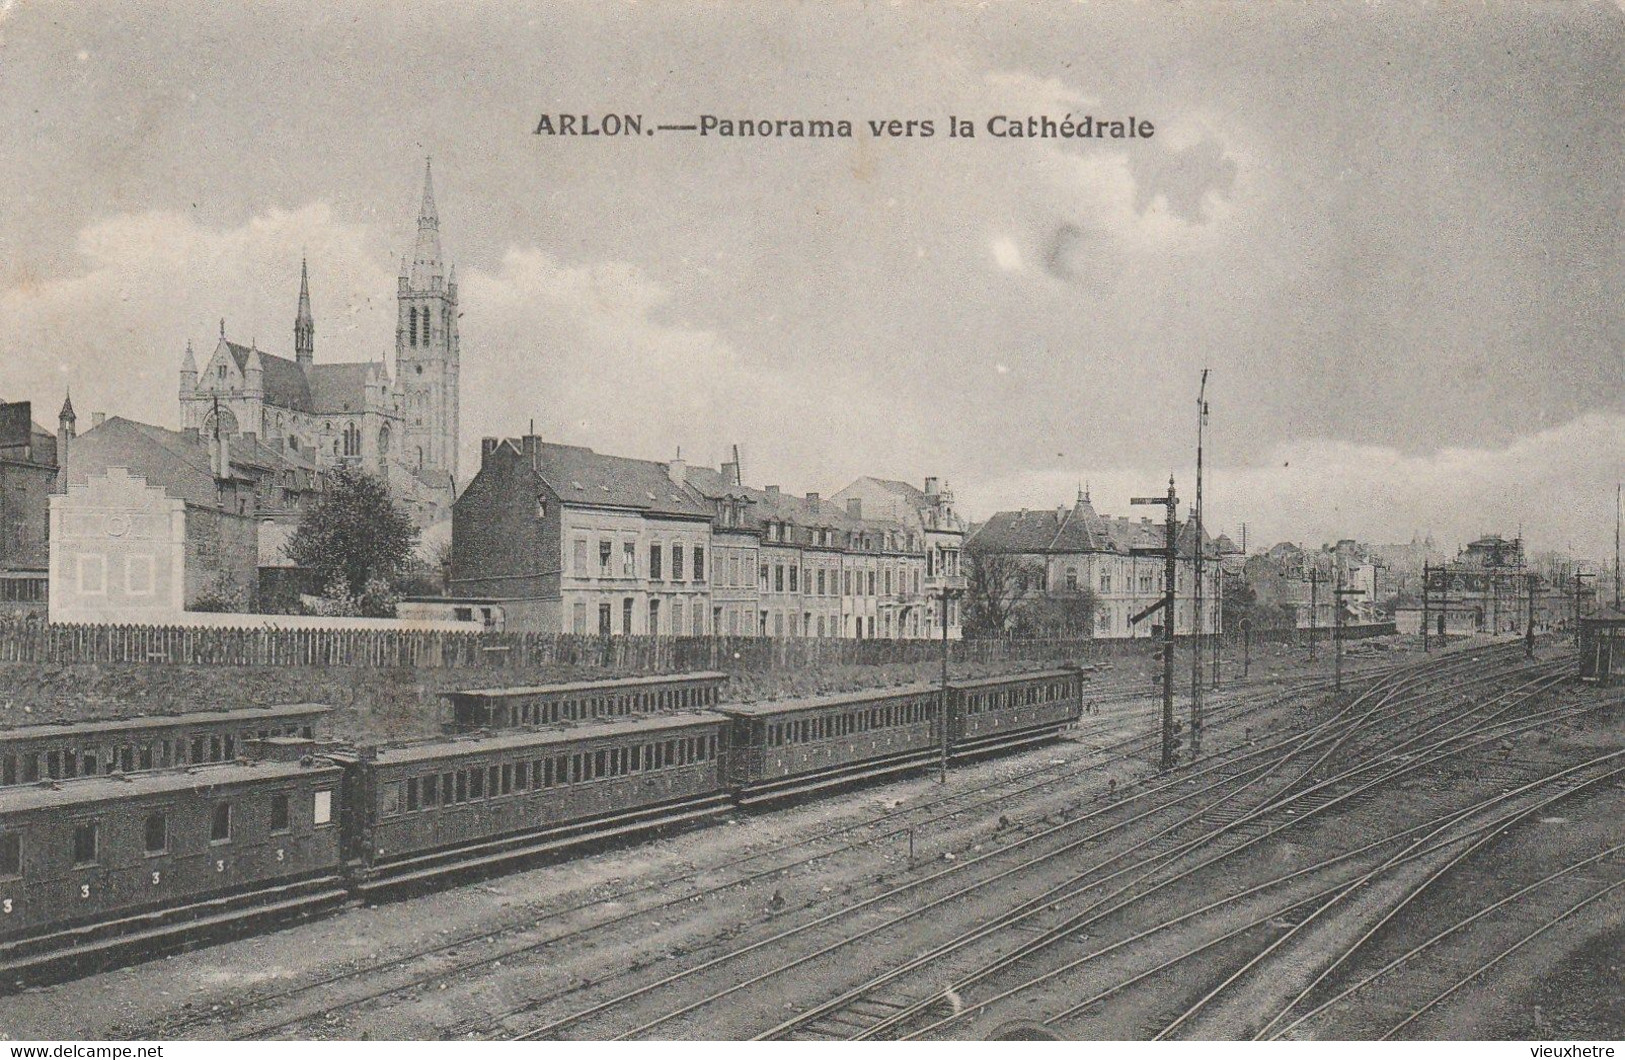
{"left": 295, "top": 256, "right": 315, "bottom": 365}
{"left": 182, "top": 340, "right": 197, "bottom": 375}
{"left": 409, "top": 157, "right": 443, "bottom": 288}
{"left": 58, "top": 390, "right": 76, "bottom": 427}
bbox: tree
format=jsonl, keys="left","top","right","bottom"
{"left": 1011, "top": 591, "right": 1103, "bottom": 638}
{"left": 286, "top": 466, "right": 419, "bottom": 616}
{"left": 962, "top": 547, "right": 1048, "bottom": 638}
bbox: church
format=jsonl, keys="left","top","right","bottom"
{"left": 178, "top": 161, "right": 461, "bottom": 528}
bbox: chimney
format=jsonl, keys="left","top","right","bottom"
{"left": 92, "top": 412, "right": 105, "bottom": 429}
{"left": 806, "top": 492, "right": 820, "bottom": 511}
{"left": 847, "top": 497, "right": 861, "bottom": 518}
{"left": 730, "top": 444, "right": 742, "bottom": 485}
{"left": 481, "top": 437, "right": 499, "bottom": 464}
{"left": 720, "top": 461, "right": 738, "bottom": 486}
{"left": 924, "top": 476, "right": 939, "bottom": 496}
{"left": 212, "top": 427, "right": 230, "bottom": 480}
{"left": 667, "top": 456, "right": 686, "bottom": 487}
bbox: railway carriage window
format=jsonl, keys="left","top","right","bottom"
{"left": 190, "top": 736, "right": 205, "bottom": 762}
{"left": 22, "top": 753, "right": 38, "bottom": 783}
{"left": 489, "top": 764, "right": 501, "bottom": 795}
{"left": 270, "top": 794, "right": 290, "bottom": 833}
{"left": 557, "top": 755, "right": 569, "bottom": 784}
{"left": 46, "top": 751, "right": 60, "bottom": 779}
{"left": 708, "top": 735, "right": 718, "bottom": 760}
{"left": 594, "top": 750, "right": 607, "bottom": 778}
{"left": 122, "top": 747, "right": 135, "bottom": 772}
{"left": 441, "top": 773, "right": 455, "bottom": 805}
{"left": 406, "top": 778, "right": 420, "bottom": 811}
{"left": 210, "top": 803, "right": 232, "bottom": 843}
{"left": 570, "top": 754, "right": 582, "bottom": 783}
{"left": 2, "top": 754, "right": 14, "bottom": 786}
{"left": 459, "top": 771, "right": 472, "bottom": 802}
{"left": 82, "top": 751, "right": 98, "bottom": 775}
{"left": 210, "top": 736, "right": 223, "bottom": 761}
{"left": 0, "top": 831, "right": 19, "bottom": 877}
{"left": 514, "top": 761, "right": 528, "bottom": 790}
{"left": 65, "top": 750, "right": 79, "bottom": 777}
{"left": 314, "top": 791, "right": 332, "bottom": 826}
{"left": 72, "top": 821, "right": 98, "bottom": 866}
{"left": 422, "top": 776, "right": 437, "bottom": 807}
{"left": 502, "top": 764, "right": 514, "bottom": 794}
{"left": 383, "top": 782, "right": 403, "bottom": 815}
{"left": 224, "top": 736, "right": 236, "bottom": 760}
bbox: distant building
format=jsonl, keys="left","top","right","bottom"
{"left": 966, "top": 488, "right": 1221, "bottom": 638}
{"left": 49, "top": 418, "right": 267, "bottom": 623}
{"left": 177, "top": 161, "right": 459, "bottom": 527}
{"left": 830, "top": 476, "right": 965, "bottom": 639}
{"left": 449, "top": 435, "right": 716, "bottom": 635}
{"left": 1424, "top": 534, "right": 1562, "bottom": 635}
{"left": 0, "top": 397, "right": 63, "bottom": 611}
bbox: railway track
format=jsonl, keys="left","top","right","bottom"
{"left": 753, "top": 664, "right": 1587, "bottom": 1041}
{"left": 467, "top": 646, "right": 1554, "bottom": 1039}
{"left": 139, "top": 648, "right": 1399, "bottom": 1039}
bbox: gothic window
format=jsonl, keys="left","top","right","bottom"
{"left": 378, "top": 423, "right": 390, "bottom": 457}
{"left": 409, "top": 307, "right": 418, "bottom": 347}
{"left": 342, "top": 422, "right": 360, "bottom": 457}
{"left": 416, "top": 446, "right": 424, "bottom": 469}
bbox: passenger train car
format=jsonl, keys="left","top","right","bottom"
{"left": 440, "top": 671, "right": 728, "bottom": 732}
{"left": 0, "top": 666, "right": 1084, "bottom": 985}
{"left": 0, "top": 705, "right": 332, "bottom": 788}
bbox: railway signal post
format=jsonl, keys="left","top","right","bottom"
{"left": 1333, "top": 577, "right": 1364, "bottom": 694}
{"left": 1131, "top": 476, "right": 1180, "bottom": 771}
{"left": 936, "top": 579, "right": 966, "bottom": 784}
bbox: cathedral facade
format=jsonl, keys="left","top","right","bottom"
{"left": 179, "top": 161, "right": 460, "bottom": 527}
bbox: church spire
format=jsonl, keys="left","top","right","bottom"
{"left": 294, "top": 256, "right": 315, "bottom": 365}
{"left": 409, "top": 157, "right": 443, "bottom": 288}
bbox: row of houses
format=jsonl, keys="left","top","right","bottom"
{"left": 445, "top": 434, "right": 968, "bottom": 638}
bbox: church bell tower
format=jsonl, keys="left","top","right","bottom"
{"left": 396, "top": 158, "right": 461, "bottom": 487}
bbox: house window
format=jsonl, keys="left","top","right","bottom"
{"left": 574, "top": 539, "right": 588, "bottom": 576}
{"left": 123, "top": 555, "right": 155, "bottom": 596}
{"left": 0, "top": 831, "right": 18, "bottom": 877}
{"left": 73, "top": 821, "right": 98, "bottom": 866}
{"left": 649, "top": 598, "right": 661, "bottom": 634}
{"left": 1101, "top": 571, "right": 1112, "bottom": 593}
{"left": 599, "top": 602, "right": 612, "bottom": 635}
{"left": 775, "top": 565, "right": 784, "bottom": 593}
{"left": 672, "top": 543, "right": 684, "bottom": 580}
{"left": 270, "top": 793, "right": 290, "bottom": 833}
{"left": 211, "top": 802, "right": 232, "bottom": 843}
{"left": 672, "top": 599, "right": 685, "bottom": 635}
{"left": 817, "top": 569, "right": 826, "bottom": 595}
{"left": 693, "top": 546, "right": 705, "bottom": 582}
{"left": 789, "top": 566, "right": 798, "bottom": 593}
{"left": 622, "top": 598, "right": 633, "bottom": 635}
{"left": 760, "top": 563, "right": 769, "bottom": 590}
{"left": 650, "top": 543, "right": 663, "bottom": 580}
{"left": 144, "top": 813, "right": 167, "bottom": 854}
{"left": 868, "top": 571, "right": 876, "bottom": 596}
{"left": 599, "top": 541, "right": 613, "bottom": 576}
{"left": 573, "top": 601, "right": 587, "bottom": 634}
{"left": 1067, "top": 568, "right": 1078, "bottom": 592}
{"left": 77, "top": 554, "right": 106, "bottom": 595}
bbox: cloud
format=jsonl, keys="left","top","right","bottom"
{"left": 968, "top": 409, "right": 1625, "bottom": 559}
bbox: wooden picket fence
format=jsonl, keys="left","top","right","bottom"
{"left": 0, "top": 618, "right": 1395, "bottom": 673}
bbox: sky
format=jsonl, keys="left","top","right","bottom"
{"left": 0, "top": 1, "right": 1620, "bottom": 558}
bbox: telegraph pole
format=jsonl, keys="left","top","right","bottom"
{"left": 1573, "top": 567, "right": 1595, "bottom": 646}
{"left": 1525, "top": 572, "right": 1537, "bottom": 659}
{"left": 1421, "top": 562, "right": 1431, "bottom": 652}
{"left": 1131, "top": 477, "right": 1179, "bottom": 771}
{"left": 935, "top": 580, "right": 964, "bottom": 784}
{"left": 1333, "top": 567, "right": 1364, "bottom": 693}
{"left": 1307, "top": 566, "right": 1322, "bottom": 661}
{"left": 1191, "top": 370, "right": 1208, "bottom": 754}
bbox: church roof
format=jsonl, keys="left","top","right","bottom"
{"left": 225, "top": 341, "right": 314, "bottom": 413}
{"left": 305, "top": 362, "right": 375, "bottom": 415}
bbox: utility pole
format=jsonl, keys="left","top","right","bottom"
{"left": 1525, "top": 572, "right": 1537, "bottom": 659}
{"left": 1307, "top": 566, "right": 1322, "bottom": 661}
{"left": 1333, "top": 566, "right": 1363, "bottom": 694}
{"left": 1422, "top": 562, "right": 1431, "bottom": 652}
{"left": 1191, "top": 370, "right": 1208, "bottom": 754}
{"left": 1573, "top": 567, "right": 1595, "bottom": 646}
{"left": 1131, "top": 477, "right": 1179, "bottom": 770}
{"left": 1615, "top": 482, "right": 1622, "bottom": 609}
{"left": 934, "top": 578, "right": 965, "bottom": 784}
